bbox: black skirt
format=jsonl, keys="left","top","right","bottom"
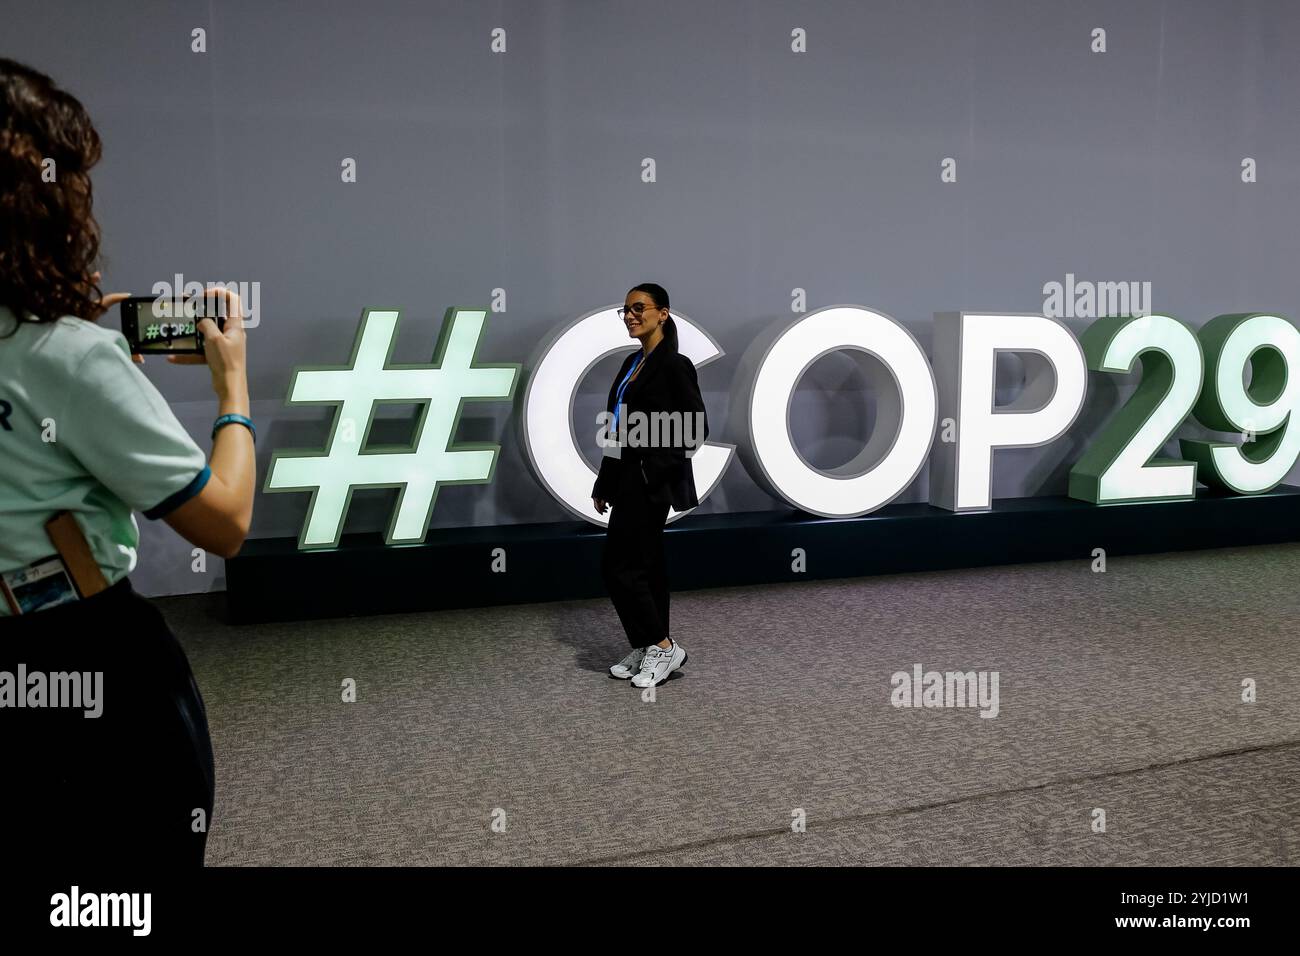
{"left": 0, "top": 576, "right": 216, "bottom": 867}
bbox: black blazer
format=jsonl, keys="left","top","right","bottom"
{"left": 591, "top": 338, "right": 709, "bottom": 512}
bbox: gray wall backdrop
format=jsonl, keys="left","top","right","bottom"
{"left": 3, "top": 0, "right": 1298, "bottom": 599}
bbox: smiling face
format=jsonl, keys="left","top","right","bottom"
{"left": 622, "top": 290, "right": 666, "bottom": 347}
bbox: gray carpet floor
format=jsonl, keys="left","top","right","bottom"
{"left": 156, "top": 542, "right": 1300, "bottom": 866}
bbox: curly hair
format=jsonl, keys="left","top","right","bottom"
{"left": 0, "top": 57, "right": 103, "bottom": 331}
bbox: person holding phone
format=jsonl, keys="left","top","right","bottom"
{"left": 0, "top": 58, "right": 255, "bottom": 866}
{"left": 592, "top": 283, "right": 708, "bottom": 688}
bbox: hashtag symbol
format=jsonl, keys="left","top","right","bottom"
{"left": 266, "top": 308, "right": 519, "bottom": 548}
{"left": 145, "top": 323, "right": 161, "bottom": 339}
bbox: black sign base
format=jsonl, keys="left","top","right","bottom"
{"left": 225, "top": 485, "right": 1300, "bottom": 623}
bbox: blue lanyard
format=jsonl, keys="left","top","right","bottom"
{"left": 611, "top": 351, "right": 645, "bottom": 431}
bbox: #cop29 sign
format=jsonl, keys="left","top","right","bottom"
{"left": 264, "top": 304, "right": 1300, "bottom": 549}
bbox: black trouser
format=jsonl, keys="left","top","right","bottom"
{"left": 0, "top": 577, "right": 216, "bottom": 868}
{"left": 601, "top": 452, "right": 671, "bottom": 649}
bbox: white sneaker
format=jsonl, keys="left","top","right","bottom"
{"left": 631, "top": 639, "right": 688, "bottom": 688}
{"left": 609, "top": 647, "right": 646, "bottom": 679}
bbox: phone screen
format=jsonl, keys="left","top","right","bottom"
{"left": 119, "top": 296, "right": 205, "bottom": 354}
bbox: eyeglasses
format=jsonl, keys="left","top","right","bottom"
{"left": 617, "top": 303, "right": 665, "bottom": 321}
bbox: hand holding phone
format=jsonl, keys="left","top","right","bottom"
{"left": 176, "top": 288, "right": 249, "bottom": 405}
{"left": 116, "top": 286, "right": 248, "bottom": 402}
{"left": 119, "top": 294, "right": 223, "bottom": 355}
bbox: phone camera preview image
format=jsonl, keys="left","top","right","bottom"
{"left": 119, "top": 295, "right": 212, "bottom": 354}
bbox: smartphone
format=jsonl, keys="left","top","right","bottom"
{"left": 119, "top": 294, "right": 224, "bottom": 355}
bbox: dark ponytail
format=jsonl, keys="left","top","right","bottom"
{"left": 629, "top": 281, "right": 677, "bottom": 351}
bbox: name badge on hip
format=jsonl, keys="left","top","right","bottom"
{"left": 1, "top": 554, "right": 79, "bottom": 616}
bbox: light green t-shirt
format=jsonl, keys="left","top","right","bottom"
{"left": 0, "top": 306, "right": 210, "bottom": 615}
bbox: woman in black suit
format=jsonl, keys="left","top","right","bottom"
{"left": 592, "top": 283, "right": 708, "bottom": 688}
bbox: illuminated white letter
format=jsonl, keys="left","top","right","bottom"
{"left": 736, "top": 306, "right": 937, "bottom": 517}
{"left": 928, "top": 312, "right": 1087, "bottom": 511}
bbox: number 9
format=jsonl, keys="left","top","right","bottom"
{"left": 1181, "top": 313, "right": 1300, "bottom": 494}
